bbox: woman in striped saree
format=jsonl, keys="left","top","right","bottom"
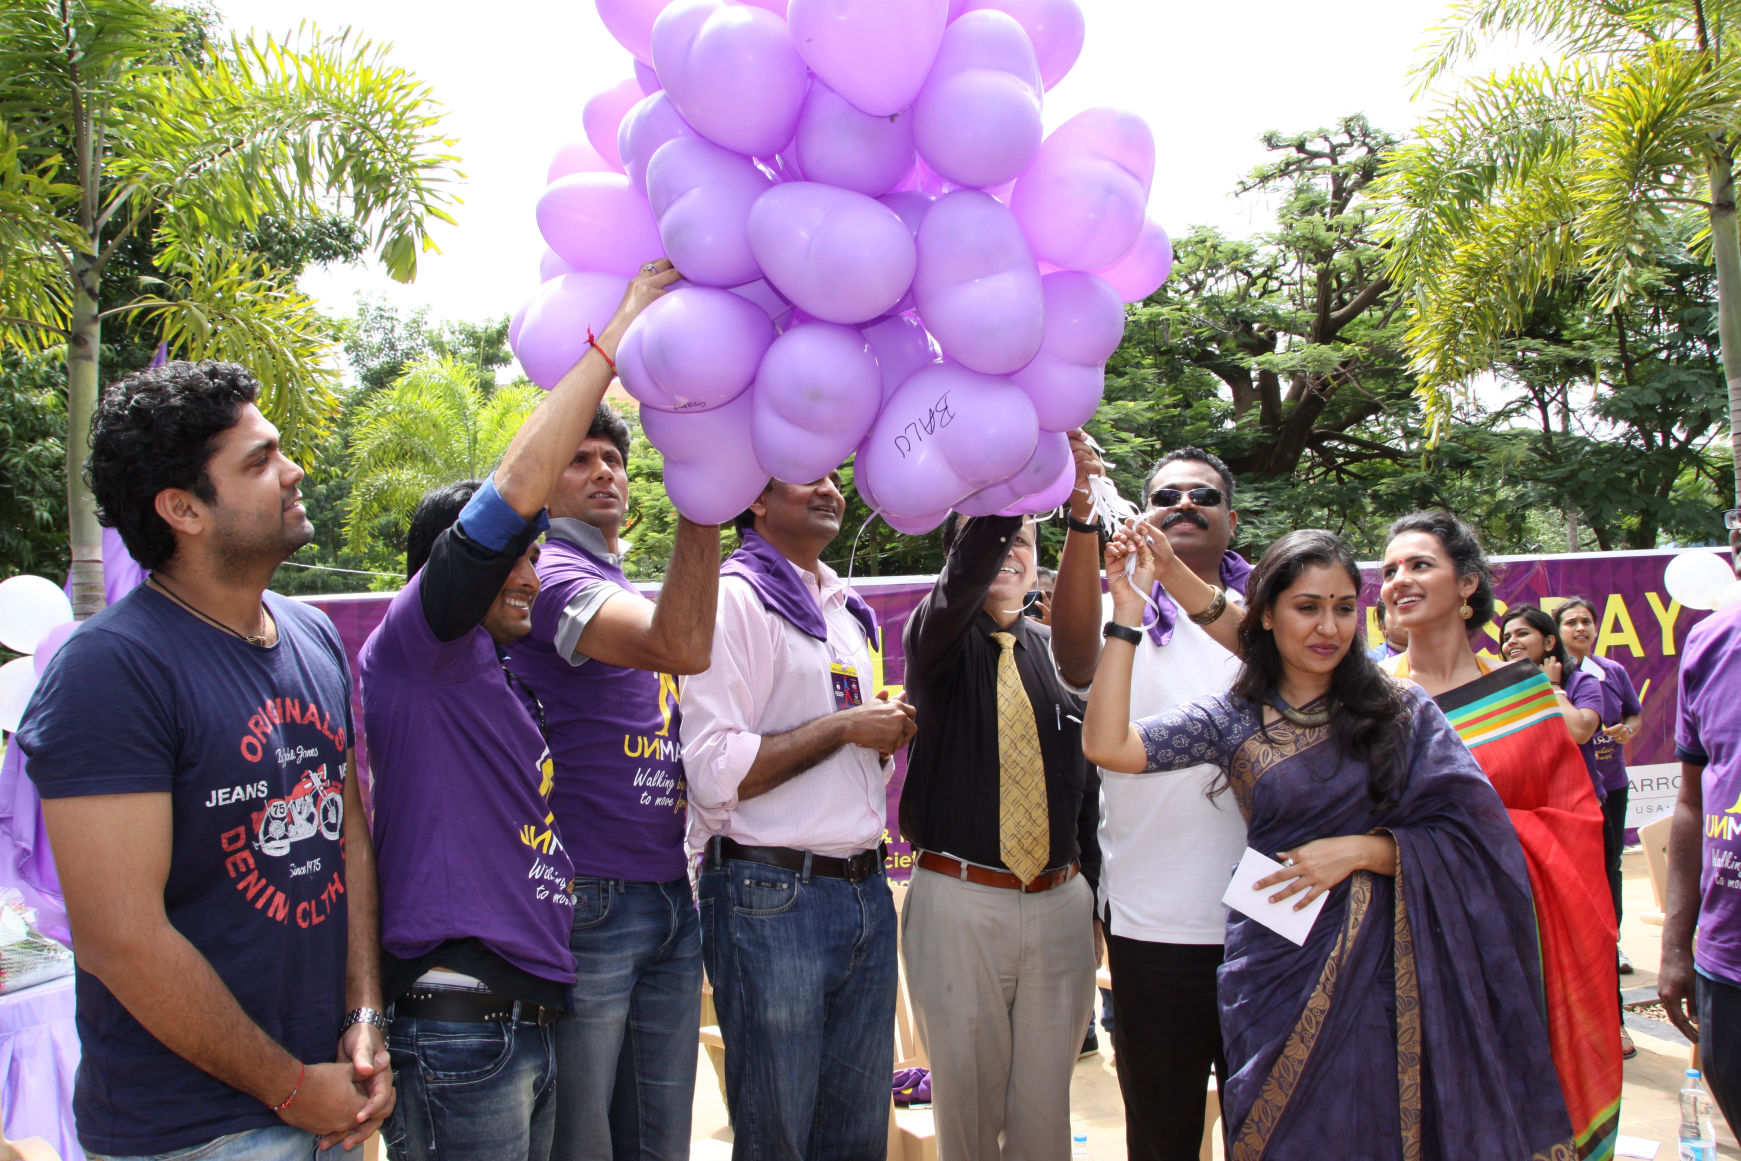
{"left": 1381, "top": 511, "right": 1621, "bottom": 1161}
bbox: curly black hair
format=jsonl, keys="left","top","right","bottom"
{"left": 1230, "top": 529, "right": 1413, "bottom": 811}
{"left": 85, "top": 360, "right": 262, "bottom": 571}
{"left": 1383, "top": 510, "right": 1497, "bottom": 632}
{"left": 588, "top": 402, "right": 632, "bottom": 462}
{"left": 1142, "top": 446, "right": 1236, "bottom": 507}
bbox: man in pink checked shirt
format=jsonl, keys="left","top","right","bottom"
{"left": 680, "top": 472, "right": 917, "bottom": 1161}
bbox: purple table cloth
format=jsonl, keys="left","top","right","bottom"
{"left": 0, "top": 974, "right": 83, "bottom": 1161}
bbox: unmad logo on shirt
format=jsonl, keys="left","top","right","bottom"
{"left": 237, "top": 695, "right": 346, "bottom": 763}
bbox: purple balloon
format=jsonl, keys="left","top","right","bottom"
{"left": 959, "top": 428, "right": 1070, "bottom": 514}
{"left": 619, "top": 92, "right": 698, "bottom": 195}
{"left": 895, "top": 158, "right": 950, "bottom": 196}
{"left": 856, "top": 362, "right": 1035, "bottom": 516}
{"left": 1093, "top": 215, "right": 1173, "bottom": 303}
{"left": 537, "top": 173, "right": 664, "bottom": 278}
{"left": 647, "top": 136, "right": 773, "bottom": 286}
{"left": 597, "top": 0, "right": 675, "bottom": 65}
{"left": 512, "top": 272, "right": 631, "bottom": 389}
{"left": 509, "top": 299, "right": 529, "bottom": 350}
{"left": 788, "top": 0, "right": 949, "bottom": 117}
{"left": 538, "top": 247, "right": 578, "bottom": 283}
{"left": 747, "top": 183, "right": 917, "bottom": 324}
{"left": 911, "top": 11, "right": 1042, "bottom": 189}
{"left": 1000, "top": 455, "right": 1074, "bottom": 515}
{"left": 652, "top": 0, "right": 808, "bottom": 158}
{"left": 1010, "top": 271, "right": 1126, "bottom": 431}
{"left": 647, "top": 394, "right": 775, "bottom": 523}
{"left": 1011, "top": 108, "right": 1155, "bottom": 272}
{"left": 862, "top": 312, "right": 939, "bottom": 401}
{"left": 547, "top": 139, "right": 613, "bottom": 184}
{"left": 32, "top": 621, "right": 76, "bottom": 676}
{"left": 877, "top": 191, "right": 935, "bottom": 313}
{"left": 635, "top": 59, "right": 662, "bottom": 95}
{"left": 961, "top": 0, "right": 1084, "bottom": 89}
{"left": 751, "top": 322, "right": 883, "bottom": 482}
{"left": 584, "top": 80, "right": 642, "bottom": 172}
{"left": 724, "top": 277, "right": 796, "bottom": 329}
{"left": 882, "top": 508, "right": 950, "bottom": 535}
{"left": 616, "top": 286, "right": 777, "bottom": 412}
{"left": 912, "top": 190, "right": 1043, "bottom": 374}
{"left": 789, "top": 82, "right": 916, "bottom": 197}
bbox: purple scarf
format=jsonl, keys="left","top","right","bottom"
{"left": 1144, "top": 549, "right": 1252, "bottom": 647}
{"left": 720, "top": 529, "right": 877, "bottom": 644}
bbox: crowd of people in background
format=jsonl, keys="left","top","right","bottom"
{"left": 13, "top": 259, "right": 1741, "bottom": 1161}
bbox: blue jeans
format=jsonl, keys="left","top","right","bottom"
{"left": 91, "top": 1126, "right": 317, "bottom": 1161}
{"left": 700, "top": 859, "right": 897, "bottom": 1161}
{"left": 385, "top": 1011, "right": 559, "bottom": 1161}
{"left": 553, "top": 876, "right": 702, "bottom": 1161}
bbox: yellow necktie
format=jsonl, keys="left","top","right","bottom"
{"left": 991, "top": 631, "right": 1049, "bottom": 885}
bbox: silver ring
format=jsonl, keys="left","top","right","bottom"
{"left": 642, "top": 262, "right": 659, "bottom": 274}
{"left": 1283, "top": 857, "right": 1296, "bottom": 867}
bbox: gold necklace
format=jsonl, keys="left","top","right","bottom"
{"left": 150, "top": 576, "right": 273, "bottom": 647}
{"left": 1268, "top": 691, "right": 1331, "bottom": 728}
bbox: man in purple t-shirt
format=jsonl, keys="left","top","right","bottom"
{"left": 361, "top": 258, "right": 678, "bottom": 1161}
{"left": 1662, "top": 529, "right": 1741, "bottom": 1136}
{"left": 506, "top": 402, "right": 720, "bottom": 1160}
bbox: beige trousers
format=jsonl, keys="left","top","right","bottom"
{"left": 902, "top": 866, "right": 1097, "bottom": 1161}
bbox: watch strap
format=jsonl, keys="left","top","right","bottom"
{"left": 1103, "top": 620, "right": 1143, "bottom": 646}
{"left": 1066, "top": 513, "right": 1104, "bottom": 536}
{"left": 339, "top": 1006, "right": 391, "bottom": 1035}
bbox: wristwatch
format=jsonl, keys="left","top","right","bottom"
{"left": 1067, "top": 512, "right": 1105, "bottom": 536}
{"left": 1187, "top": 586, "right": 1228, "bottom": 626}
{"left": 1103, "top": 620, "right": 1143, "bottom": 645}
{"left": 339, "top": 1007, "right": 392, "bottom": 1035}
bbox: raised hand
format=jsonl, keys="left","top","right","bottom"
{"left": 1104, "top": 519, "right": 1157, "bottom": 621}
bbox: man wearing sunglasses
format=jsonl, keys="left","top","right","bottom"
{"left": 1052, "top": 445, "right": 1249, "bottom": 1161}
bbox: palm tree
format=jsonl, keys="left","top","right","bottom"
{"left": 1376, "top": 0, "right": 1741, "bottom": 507}
{"left": 344, "top": 356, "right": 542, "bottom": 565}
{"left": 0, "top": 0, "right": 460, "bottom": 614}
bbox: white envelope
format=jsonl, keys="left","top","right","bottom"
{"left": 1221, "top": 847, "right": 1329, "bottom": 947}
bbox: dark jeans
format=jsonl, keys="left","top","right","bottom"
{"left": 1106, "top": 933, "right": 1226, "bottom": 1161}
{"left": 554, "top": 877, "right": 703, "bottom": 1161}
{"left": 700, "top": 859, "right": 897, "bottom": 1161}
{"left": 385, "top": 1011, "right": 559, "bottom": 1161}
{"left": 1698, "top": 971, "right": 1741, "bottom": 1140}
{"left": 1602, "top": 787, "right": 1629, "bottom": 926}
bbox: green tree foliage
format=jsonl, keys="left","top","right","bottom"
{"left": 0, "top": 0, "right": 459, "bottom": 613}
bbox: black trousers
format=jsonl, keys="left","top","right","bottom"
{"left": 1602, "top": 786, "right": 1629, "bottom": 926}
{"left": 1106, "top": 932, "right": 1226, "bottom": 1161}
{"left": 1698, "top": 971, "right": 1741, "bottom": 1139}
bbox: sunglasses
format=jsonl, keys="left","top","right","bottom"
{"left": 1149, "top": 486, "right": 1226, "bottom": 509}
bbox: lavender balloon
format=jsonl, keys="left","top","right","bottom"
{"left": 652, "top": 0, "right": 807, "bottom": 158}
{"left": 751, "top": 322, "right": 883, "bottom": 482}
{"left": 862, "top": 313, "right": 939, "bottom": 401}
{"left": 597, "top": 0, "right": 675, "bottom": 65}
{"left": 1010, "top": 271, "right": 1126, "bottom": 431}
{"left": 616, "top": 286, "right": 777, "bottom": 412}
{"left": 647, "top": 136, "right": 773, "bottom": 286}
{"left": 912, "top": 190, "right": 1043, "bottom": 374}
{"left": 1011, "top": 107, "right": 1155, "bottom": 272}
{"left": 584, "top": 80, "right": 643, "bottom": 172}
{"left": 725, "top": 277, "right": 796, "bottom": 330}
{"left": 547, "top": 139, "right": 613, "bottom": 184}
{"left": 856, "top": 362, "right": 1035, "bottom": 516}
{"left": 619, "top": 92, "right": 698, "bottom": 194}
{"left": 787, "top": 0, "right": 949, "bottom": 117}
{"left": 789, "top": 82, "right": 916, "bottom": 198}
{"left": 538, "top": 247, "right": 578, "bottom": 283}
{"left": 537, "top": 173, "right": 664, "bottom": 278}
{"left": 961, "top": 0, "right": 1084, "bottom": 90}
{"left": 911, "top": 11, "right": 1042, "bottom": 189}
{"left": 512, "top": 272, "right": 632, "bottom": 389}
{"left": 1094, "top": 215, "right": 1173, "bottom": 303}
{"left": 881, "top": 508, "right": 951, "bottom": 535}
{"left": 958, "top": 427, "right": 1070, "bottom": 514}
{"left": 747, "top": 183, "right": 917, "bottom": 324}
{"left": 877, "top": 190, "right": 935, "bottom": 313}
{"left": 635, "top": 59, "right": 662, "bottom": 95}
{"left": 645, "top": 393, "right": 774, "bottom": 523}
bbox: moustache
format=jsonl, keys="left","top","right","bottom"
{"left": 1162, "top": 511, "right": 1209, "bottom": 531}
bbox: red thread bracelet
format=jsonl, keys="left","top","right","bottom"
{"left": 272, "top": 1062, "right": 305, "bottom": 1112}
{"left": 586, "top": 328, "right": 617, "bottom": 376}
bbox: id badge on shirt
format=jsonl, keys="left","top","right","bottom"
{"left": 831, "top": 662, "right": 864, "bottom": 711}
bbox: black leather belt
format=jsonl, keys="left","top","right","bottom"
{"left": 707, "top": 836, "right": 885, "bottom": 883}
{"left": 394, "top": 989, "right": 562, "bottom": 1026}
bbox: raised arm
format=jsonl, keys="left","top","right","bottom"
{"left": 493, "top": 261, "right": 680, "bottom": 519}
{"left": 1048, "top": 431, "right": 1107, "bottom": 688}
{"left": 904, "top": 514, "right": 1022, "bottom": 682}
{"left": 574, "top": 517, "right": 722, "bottom": 674}
{"left": 1081, "top": 522, "right": 1157, "bottom": 774}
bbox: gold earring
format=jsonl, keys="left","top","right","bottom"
{"left": 1262, "top": 619, "right": 1272, "bottom": 630}
{"left": 1459, "top": 602, "right": 1473, "bottom": 620}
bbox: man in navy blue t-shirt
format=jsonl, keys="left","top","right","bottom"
{"left": 18, "top": 361, "right": 392, "bottom": 1160}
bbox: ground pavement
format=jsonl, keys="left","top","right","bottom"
{"left": 688, "top": 850, "right": 1740, "bottom": 1159}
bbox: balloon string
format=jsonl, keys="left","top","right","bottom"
{"left": 1082, "top": 468, "right": 1162, "bottom": 622}
{"left": 843, "top": 509, "right": 879, "bottom": 598}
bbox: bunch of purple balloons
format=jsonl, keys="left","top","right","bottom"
{"left": 509, "top": 0, "right": 1172, "bottom": 531}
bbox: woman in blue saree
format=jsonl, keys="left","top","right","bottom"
{"left": 1084, "top": 528, "right": 1574, "bottom": 1160}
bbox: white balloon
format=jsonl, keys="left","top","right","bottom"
{"left": 0, "top": 575, "right": 73, "bottom": 654}
{"left": 1663, "top": 549, "right": 1738, "bottom": 611}
{"left": 1714, "top": 579, "right": 1741, "bottom": 610}
{"left": 0, "top": 656, "right": 40, "bottom": 734}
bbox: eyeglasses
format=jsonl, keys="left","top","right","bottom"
{"left": 1149, "top": 486, "right": 1225, "bottom": 509}
{"left": 1726, "top": 508, "right": 1741, "bottom": 531}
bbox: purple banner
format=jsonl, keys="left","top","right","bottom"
{"left": 305, "top": 547, "right": 1730, "bottom": 873}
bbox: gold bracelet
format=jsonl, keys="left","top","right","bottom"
{"left": 1187, "top": 585, "right": 1227, "bottom": 626}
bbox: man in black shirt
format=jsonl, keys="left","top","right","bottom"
{"left": 899, "top": 511, "right": 1102, "bottom": 1160}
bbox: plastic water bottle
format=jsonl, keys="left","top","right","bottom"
{"left": 1680, "top": 1068, "right": 1717, "bottom": 1160}
{"left": 1071, "top": 1132, "right": 1091, "bottom": 1160}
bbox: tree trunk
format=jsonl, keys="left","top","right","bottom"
{"left": 65, "top": 252, "right": 105, "bottom": 620}
{"left": 1709, "top": 146, "right": 1741, "bottom": 508}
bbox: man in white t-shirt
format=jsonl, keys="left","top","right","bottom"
{"left": 1051, "top": 445, "right": 1248, "bottom": 1161}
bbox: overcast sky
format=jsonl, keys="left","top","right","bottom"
{"left": 212, "top": 0, "right": 1532, "bottom": 336}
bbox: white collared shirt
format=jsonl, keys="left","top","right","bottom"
{"left": 681, "top": 560, "right": 888, "bottom": 858}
